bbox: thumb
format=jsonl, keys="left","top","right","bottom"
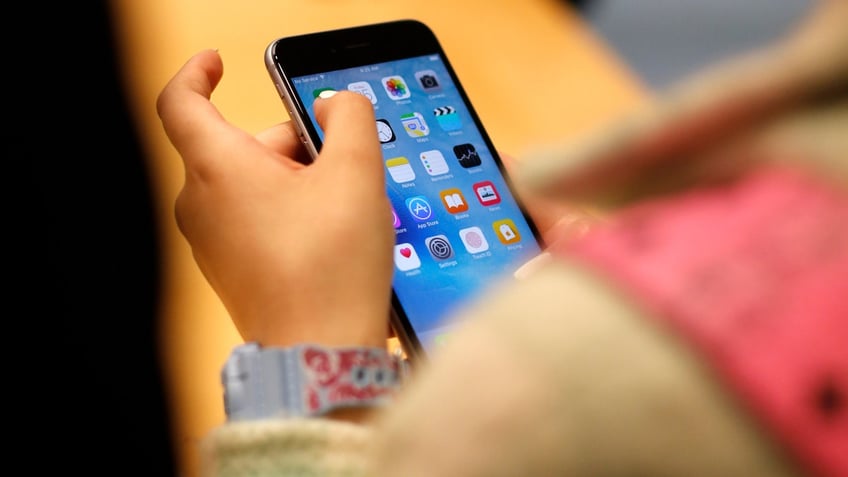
{"left": 157, "top": 49, "right": 230, "bottom": 164}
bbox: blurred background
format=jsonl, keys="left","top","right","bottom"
{"left": 14, "top": 1, "right": 810, "bottom": 476}
{"left": 581, "top": 0, "right": 811, "bottom": 89}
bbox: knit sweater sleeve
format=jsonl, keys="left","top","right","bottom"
{"left": 200, "top": 418, "right": 377, "bottom": 477}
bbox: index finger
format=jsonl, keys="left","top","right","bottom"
{"left": 313, "top": 91, "right": 384, "bottom": 189}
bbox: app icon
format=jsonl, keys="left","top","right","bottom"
{"left": 348, "top": 81, "right": 377, "bottom": 104}
{"left": 425, "top": 235, "right": 454, "bottom": 261}
{"left": 459, "top": 226, "right": 490, "bottom": 254}
{"left": 394, "top": 243, "right": 421, "bottom": 271}
{"left": 453, "top": 143, "right": 481, "bottom": 168}
{"left": 473, "top": 181, "right": 501, "bottom": 206}
{"left": 415, "top": 70, "right": 441, "bottom": 92}
{"left": 439, "top": 188, "right": 468, "bottom": 214}
{"left": 492, "top": 219, "right": 521, "bottom": 244}
{"left": 312, "top": 87, "right": 336, "bottom": 99}
{"left": 401, "top": 112, "right": 430, "bottom": 137}
{"left": 376, "top": 119, "right": 396, "bottom": 144}
{"left": 391, "top": 206, "right": 401, "bottom": 228}
{"left": 385, "top": 157, "right": 415, "bottom": 183}
{"left": 381, "top": 75, "right": 411, "bottom": 100}
{"left": 419, "top": 149, "right": 449, "bottom": 176}
{"left": 405, "top": 195, "right": 433, "bottom": 222}
{"left": 433, "top": 106, "right": 461, "bottom": 131}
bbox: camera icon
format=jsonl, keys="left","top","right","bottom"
{"left": 415, "top": 70, "right": 441, "bottom": 91}
{"left": 420, "top": 75, "right": 438, "bottom": 88}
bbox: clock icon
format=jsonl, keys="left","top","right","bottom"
{"left": 376, "top": 119, "right": 396, "bottom": 144}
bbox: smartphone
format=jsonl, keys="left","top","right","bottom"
{"left": 265, "top": 19, "right": 544, "bottom": 361}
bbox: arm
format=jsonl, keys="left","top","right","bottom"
{"left": 157, "top": 48, "right": 397, "bottom": 476}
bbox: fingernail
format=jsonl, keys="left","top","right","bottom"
{"left": 318, "top": 90, "right": 337, "bottom": 99}
{"left": 513, "top": 252, "right": 552, "bottom": 280}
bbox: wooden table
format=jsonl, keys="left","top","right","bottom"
{"left": 111, "top": 1, "right": 647, "bottom": 476}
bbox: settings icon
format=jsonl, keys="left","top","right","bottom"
{"left": 425, "top": 235, "right": 454, "bottom": 261}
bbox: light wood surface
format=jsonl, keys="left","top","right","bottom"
{"left": 110, "top": 1, "right": 647, "bottom": 476}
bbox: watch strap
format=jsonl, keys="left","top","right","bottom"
{"left": 222, "top": 342, "right": 402, "bottom": 421}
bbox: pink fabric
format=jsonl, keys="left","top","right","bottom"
{"left": 558, "top": 166, "right": 848, "bottom": 477}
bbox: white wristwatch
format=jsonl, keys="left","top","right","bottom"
{"left": 221, "top": 342, "right": 402, "bottom": 421}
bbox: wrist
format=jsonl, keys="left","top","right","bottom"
{"left": 255, "top": 321, "right": 389, "bottom": 349}
{"left": 235, "top": 301, "right": 391, "bottom": 349}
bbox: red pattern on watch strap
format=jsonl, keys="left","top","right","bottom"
{"left": 301, "top": 346, "right": 401, "bottom": 414}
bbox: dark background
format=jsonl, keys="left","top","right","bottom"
{"left": 10, "top": 2, "right": 175, "bottom": 474}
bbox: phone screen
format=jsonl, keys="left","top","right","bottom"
{"left": 267, "top": 21, "right": 543, "bottom": 358}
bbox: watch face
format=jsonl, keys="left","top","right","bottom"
{"left": 376, "top": 119, "right": 396, "bottom": 143}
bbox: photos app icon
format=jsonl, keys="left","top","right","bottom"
{"left": 382, "top": 75, "right": 411, "bottom": 100}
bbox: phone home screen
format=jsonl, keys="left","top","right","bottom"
{"left": 290, "top": 54, "right": 542, "bottom": 355}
